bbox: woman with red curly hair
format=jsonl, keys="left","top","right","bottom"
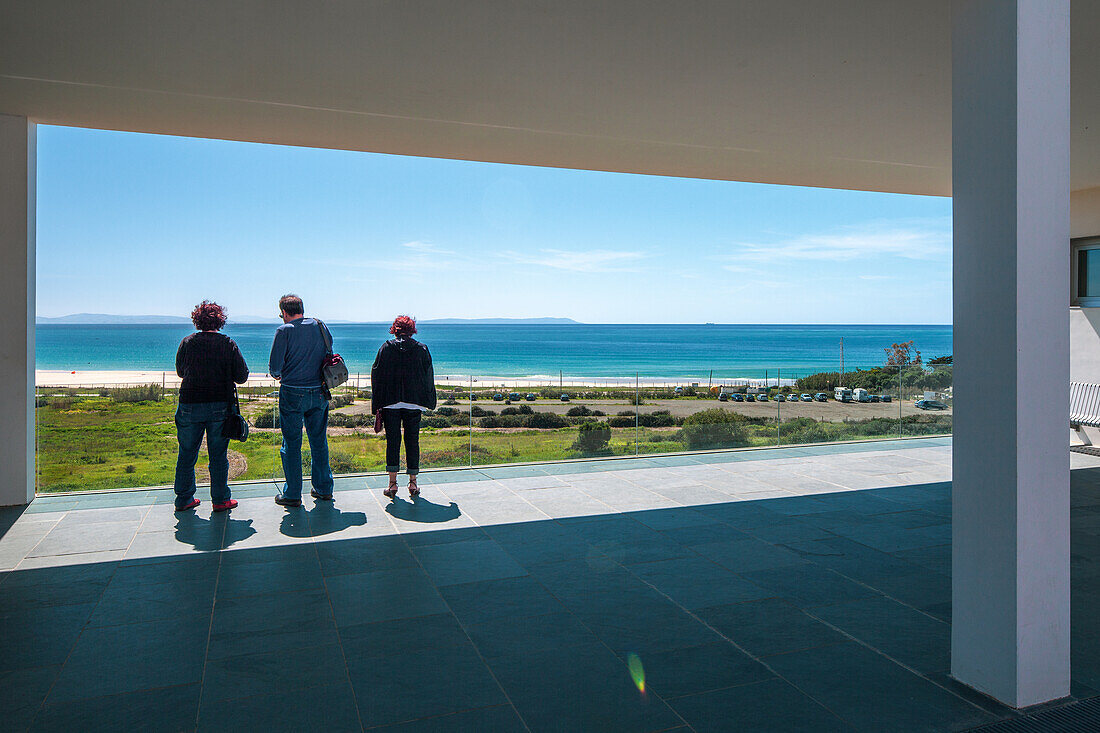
{"left": 370, "top": 315, "right": 437, "bottom": 498}
{"left": 173, "top": 300, "right": 249, "bottom": 512}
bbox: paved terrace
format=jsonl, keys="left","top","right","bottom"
{"left": 3, "top": 437, "right": 1100, "bottom": 732}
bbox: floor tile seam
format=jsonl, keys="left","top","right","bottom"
{"left": 31, "top": 544, "right": 129, "bottom": 720}
{"left": 194, "top": 527, "right": 228, "bottom": 730}
{"left": 777, "top": 609, "right": 1001, "bottom": 723}
{"left": 28, "top": 680, "right": 204, "bottom": 722}
{"left": 436, "top": 478, "right": 554, "bottom": 526}
{"left": 355, "top": 704, "right": 518, "bottom": 732}
{"left": 390, "top": 527, "right": 535, "bottom": 733}
{"left": 804, "top": 563, "right": 951, "bottom": 627}
{"left": 620, "top": 560, "right": 857, "bottom": 728}
{"left": 464, "top": 554, "right": 695, "bottom": 732}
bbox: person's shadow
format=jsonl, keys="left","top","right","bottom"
{"left": 279, "top": 501, "right": 368, "bottom": 539}
{"left": 175, "top": 510, "right": 256, "bottom": 551}
{"left": 385, "top": 496, "right": 462, "bottom": 523}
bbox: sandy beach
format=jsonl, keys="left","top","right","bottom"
{"left": 35, "top": 370, "right": 792, "bottom": 390}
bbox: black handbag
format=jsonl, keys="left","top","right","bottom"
{"left": 317, "top": 319, "right": 350, "bottom": 390}
{"left": 222, "top": 386, "right": 249, "bottom": 442}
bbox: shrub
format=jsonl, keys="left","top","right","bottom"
{"left": 591, "top": 410, "right": 605, "bottom": 416}
{"left": 638, "top": 412, "right": 676, "bottom": 427}
{"left": 471, "top": 405, "right": 488, "bottom": 417}
{"left": 524, "top": 412, "right": 569, "bottom": 429}
{"left": 421, "top": 416, "right": 451, "bottom": 429}
{"left": 329, "top": 449, "right": 358, "bottom": 474}
{"left": 253, "top": 406, "right": 276, "bottom": 428}
{"left": 617, "top": 410, "right": 634, "bottom": 417}
{"left": 567, "top": 405, "right": 592, "bottom": 417}
{"left": 329, "top": 394, "right": 354, "bottom": 408}
{"left": 573, "top": 421, "right": 611, "bottom": 454}
{"left": 608, "top": 416, "right": 634, "bottom": 428}
{"left": 436, "top": 407, "right": 458, "bottom": 417}
{"left": 500, "top": 407, "right": 520, "bottom": 416}
{"left": 448, "top": 413, "right": 471, "bottom": 426}
{"left": 104, "top": 384, "right": 164, "bottom": 403}
{"left": 679, "top": 409, "right": 748, "bottom": 450}
{"left": 478, "top": 416, "right": 501, "bottom": 428}
{"left": 444, "top": 398, "right": 458, "bottom": 405}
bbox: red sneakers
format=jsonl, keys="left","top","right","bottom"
{"left": 175, "top": 499, "right": 200, "bottom": 512}
{"left": 212, "top": 499, "right": 238, "bottom": 512}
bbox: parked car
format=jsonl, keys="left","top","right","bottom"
{"left": 881, "top": 395, "right": 892, "bottom": 403}
{"left": 732, "top": 393, "right": 745, "bottom": 402}
{"left": 525, "top": 393, "right": 536, "bottom": 401}
{"left": 800, "top": 393, "right": 813, "bottom": 402}
{"left": 814, "top": 392, "right": 828, "bottom": 402}
{"left": 746, "top": 394, "right": 756, "bottom": 402}
{"left": 508, "top": 392, "right": 521, "bottom": 401}
{"left": 775, "top": 394, "right": 786, "bottom": 402}
{"left": 493, "top": 393, "right": 504, "bottom": 401}
{"left": 870, "top": 394, "right": 882, "bottom": 403}
{"left": 718, "top": 392, "right": 729, "bottom": 402}
{"left": 757, "top": 393, "right": 768, "bottom": 402}
{"left": 560, "top": 394, "right": 570, "bottom": 402}
{"left": 674, "top": 386, "right": 684, "bottom": 394}
{"left": 470, "top": 393, "right": 478, "bottom": 401}
{"left": 915, "top": 399, "right": 949, "bottom": 410}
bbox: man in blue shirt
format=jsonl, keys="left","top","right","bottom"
{"left": 269, "top": 294, "right": 335, "bottom": 506}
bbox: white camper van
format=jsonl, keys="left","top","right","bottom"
{"left": 834, "top": 387, "right": 853, "bottom": 403}
{"left": 853, "top": 388, "right": 872, "bottom": 403}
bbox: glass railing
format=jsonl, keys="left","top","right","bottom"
{"left": 33, "top": 363, "right": 952, "bottom": 493}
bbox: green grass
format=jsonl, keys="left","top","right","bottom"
{"left": 35, "top": 393, "right": 951, "bottom": 492}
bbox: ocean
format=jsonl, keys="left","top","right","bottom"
{"left": 35, "top": 323, "right": 953, "bottom": 380}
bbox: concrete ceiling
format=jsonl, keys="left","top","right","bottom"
{"left": 1, "top": 1, "right": 1098, "bottom": 196}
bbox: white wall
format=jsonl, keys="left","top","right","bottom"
{"left": 0, "top": 114, "right": 35, "bottom": 507}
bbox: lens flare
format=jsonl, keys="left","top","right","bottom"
{"left": 627, "top": 652, "right": 645, "bottom": 694}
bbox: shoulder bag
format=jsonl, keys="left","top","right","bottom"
{"left": 222, "top": 385, "right": 249, "bottom": 442}
{"left": 317, "top": 320, "right": 350, "bottom": 389}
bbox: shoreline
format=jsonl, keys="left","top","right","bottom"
{"left": 34, "top": 369, "right": 797, "bottom": 389}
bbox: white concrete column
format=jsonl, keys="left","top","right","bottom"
{"left": 0, "top": 115, "right": 35, "bottom": 507}
{"left": 952, "top": 0, "right": 1070, "bottom": 708}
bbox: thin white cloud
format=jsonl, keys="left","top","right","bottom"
{"left": 728, "top": 220, "right": 950, "bottom": 265}
{"left": 401, "top": 240, "right": 455, "bottom": 255}
{"left": 499, "top": 248, "right": 648, "bottom": 273}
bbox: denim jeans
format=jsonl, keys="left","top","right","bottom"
{"left": 382, "top": 408, "right": 422, "bottom": 475}
{"left": 279, "top": 385, "right": 334, "bottom": 500}
{"left": 174, "top": 401, "right": 232, "bottom": 508}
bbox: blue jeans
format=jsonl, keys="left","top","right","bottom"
{"left": 174, "top": 402, "right": 232, "bottom": 508}
{"left": 279, "top": 386, "right": 334, "bottom": 500}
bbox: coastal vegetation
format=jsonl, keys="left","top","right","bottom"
{"left": 35, "top": 383, "right": 951, "bottom": 493}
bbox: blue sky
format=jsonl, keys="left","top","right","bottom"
{"left": 36, "top": 125, "right": 952, "bottom": 324}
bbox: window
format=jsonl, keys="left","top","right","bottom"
{"left": 1074, "top": 238, "right": 1100, "bottom": 307}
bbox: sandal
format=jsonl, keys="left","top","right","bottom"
{"left": 408, "top": 476, "right": 420, "bottom": 497}
{"left": 384, "top": 479, "right": 399, "bottom": 499}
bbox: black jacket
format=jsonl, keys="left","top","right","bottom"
{"left": 176, "top": 332, "right": 249, "bottom": 403}
{"left": 370, "top": 338, "right": 437, "bottom": 413}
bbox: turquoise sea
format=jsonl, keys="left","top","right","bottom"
{"left": 35, "top": 323, "right": 952, "bottom": 380}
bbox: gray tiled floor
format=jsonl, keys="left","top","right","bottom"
{"left": 2, "top": 437, "right": 1100, "bottom": 731}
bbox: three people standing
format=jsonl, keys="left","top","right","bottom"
{"left": 174, "top": 298, "right": 431, "bottom": 510}
{"left": 371, "top": 316, "right": 437, "bottom": 499}
{"left": 269, "top": 294, "right": 336, "bottom": 507}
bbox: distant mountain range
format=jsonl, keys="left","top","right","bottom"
{"left": 36, "top": 313, "right": 581, "bottom": 325}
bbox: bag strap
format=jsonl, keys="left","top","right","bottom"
{"left": 316, "top": 319, "right": 334, "bottom": 357}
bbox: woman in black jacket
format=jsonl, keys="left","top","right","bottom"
{"left": 371, "top": 315, "right": 436, "bottom": 498}
{"left": 174, "top": 300, "right": 249, "bottom": 512}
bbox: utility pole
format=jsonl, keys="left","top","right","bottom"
{"left": 840, "top": 338, "right": 845, "bottom": 386}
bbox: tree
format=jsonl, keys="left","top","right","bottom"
{"left": 928, "top": 354, "right": 953, "bottom": 365}
{"left": 885, "top": 340, "right": 922, "bottom": 367}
